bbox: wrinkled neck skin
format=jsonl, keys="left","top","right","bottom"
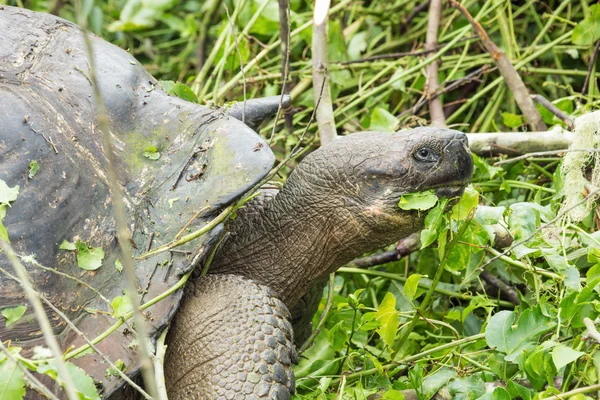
{"left": 210, "top": 169, "right": 422, "bottom": 308}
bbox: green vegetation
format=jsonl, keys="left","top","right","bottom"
{"left": 2, "top": 0, "right": 600, "bottom": 398}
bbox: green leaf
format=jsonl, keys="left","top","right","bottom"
{"left": 159, "top": 80, "right": 198, "bottom": 103}
{"left": 108, "top": 0, "right": 178, "bottom": 31}
{"left": 168, "top": 198, "right": 180, "bottom": 208}
{"left": 485, "top": 306, "right": 554, "bottom": 365}
{"left": 114, "top": 259, "right": 123, "bottom": 273}
{"left": 369, "top": 107, "right": 399, "bottom": 132}
{"left": 105, "top": 359, "right": 126, "bottom": 378}
{"left": 59, "top": 240, "right": 77, "bottom": 251}
{"left": 375, "top": 292, "right": 398, "bottom": 348}
{"left": 76, "top": 241, "right": 105, "bottom": 271}
{"left": 37, "top": 361, "right": 100, "bottom": 400}
{"left": 294, "top": 330, "right": 340, "bottom": 381}
{"left": 390, "top": 67, "right": 406, "bottom": 92}
{"left": 502, "top": 112, "right": 523, "bottom": 128}
{"left": 142, "top": 146, "right": 160, "bottom": 160}
{"left": 420, "top": 198, "right": 449, "bottom": 249}
{"left": 398, "top": 190, "right": 438, "bottom": 211}
{"left": 422, "top": 367, "right": 456, "bottom": 399}
{"left": 382, "top": 390, "right": 405, "bottom": 400}
{"left": 551, "top": 344, "right": 584, "bottom": 370}
{"left": 0, "top": 180, "right": 19, "bottom": 207}
{"left": 1, "top": 305, "right": 26, "bottom": 327}
{"left": 327, "top": 322, "right": 348, "bottom": 352}
{"left": 28, "top": 161, "right": 39, "bottom": 178}
{"left": 404, "top": 274, "right": 424, "bottom": 302}
{"left": 111, "top": 295, "right": 134, "bottom": 318}
{"left": 0, "top": 350, "right": 26, "bottom": 400}
{"left": 572, "top": 5, "right": 600, "bottom": 45}
{"left": 0, "top": 206, "right": 8, "bottom": 243}
{"left": 451, "top": 186, "right": 479, "bottom": 220}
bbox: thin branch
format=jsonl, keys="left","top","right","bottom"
{"left": 346, "top": 233, "right": 421, "bottom": 269}
{"left": 339, "top": 35, "right": 477, "bottom": 65}
{"left": 425, "top": 0, "right": 446, "bottom": 127}
{"left": 449, "top": 0, "right": 546, "bottom": 131}
{"left": 480, "top": 270, "right": 520, "bottom": 305}
{"left": 278, "top": 0, "right": 294, "bottom": 135}
{"left": 224, "top": 4, "right": 246, "bottom": 121}
{"left": 0, "top": 242, "right": 79, "bottom": 400}
{"left": 493, "top": 148, "right": 600, "bottom": 166}
{"left": 153, "top": 328, "right": 169, "bottom": 400}
{"left": 74, "top": 1, "right": 159, "bottom": 396}
{"left": 532, "top": 94, "right": 574, "bottom": 129}
{"left": 581, "top": 40, "right": 600, "bottom": 101}
{"left": 312, "top": 0, "right": 337, "bottom": 145}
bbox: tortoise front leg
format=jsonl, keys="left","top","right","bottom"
{"left": 164, "top": 274, "right": 297, "bottom": 400}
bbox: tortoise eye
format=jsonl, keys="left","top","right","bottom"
{"left": 414, "top": 147, "right": 438, "bottom": 162}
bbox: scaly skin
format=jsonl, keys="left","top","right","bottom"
{"left": 165, "top": 128, "right": 473, "bottom": 399}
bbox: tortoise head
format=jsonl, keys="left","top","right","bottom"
{"left": 281, "top": 127, "right": 473, "bottom": 249}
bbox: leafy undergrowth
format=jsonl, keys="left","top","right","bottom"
{"left": 294, "top": 153, "right": 600, "bottom": 399}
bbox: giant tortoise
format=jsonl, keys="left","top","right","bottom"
{"left": 0, "top": 5, "right": 474, "bottom": 399}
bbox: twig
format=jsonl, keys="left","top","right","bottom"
{"left": 74, "top": 1, "right": 159, "bottom": 397}
{"left": 480, "top": 270, "right": 520, "bottom": 305}
{"left": 449, "top": 0, "right": 546, "bottom": 131}
{"left": 278, "top": 0, "right": 294, "bottom": 135}
{"left": 346, "top": 233, "right": 421, "bottom": 268}
{"left": 340, "top": 35, "right": 477, "bottom": 65}
{"left": 583, "top": 317, "right": 600, "bottom": 344}
{"left": 425, "top": 0, "right": 446, "bottom": 127}
{"left": 532, "top": 94, "right": 574, "bottom": 130}
{"left": 174, "top": 205, "right": 211, "bottom": 241}
{"left": 400, "top": 0, "right": 430, "bottom": 32}
{"left": 0, "top": 241, "right": 79, "bottom": 400}
{"left": 493, "top": 148, "right": 600, "bottom": 166}
{"left": 581, "top": 40, "right": 600, "bottom": 101}
{"left": 153, "top": 328, "right": 169, "bottom": 400}
{"left": 224, "top": 4, "right": 246, "bottom": 120}
{"left": 195, "top": 0, "right": 220, "bottom": 71}
{"left": 312, "top": 0, "right": 337, "bottom": 145}
{"left": 400, "top": 65, "right": 494, "bottom": 118}
{"left": 0, "top": 339, "right": 59, "bottom": 400}
{"left": 298, "top": 273, "right": 336, "bottom": 354}
{"left": 543, "top": 382, "right": 600, "bottom": 400}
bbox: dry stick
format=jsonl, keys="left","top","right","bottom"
{"left": 0, "top": 339, "right": 59, "bottom": 400}
{"left": 278, "top": 0, "right": 294, "bottom": 135}
{"left": 340, "top": 35, "right": 477, "bottom": 65}
{"left": 493, "top": 149, "right": 600, "bottom": 166}
{"left": 581, "top": 39, "right": 600, "bottom": 102}
{"left": 195, "top": 0, "right": 220, "bottom": 71}
{"left": 449, "top": 0, "right": 546, "bottom": 132}
{"left": 532, "top": 94, "right": 575, "bottom": 130}
{"left": 74, "top": 3, "right": 159, "bottom": 397}
{"left": 298, "top": 273, "right": 336, "bottom": 354}
{"left": 0, "top": 242, "right": 79, "bottom": 400}
{"left": 466, "top": 128, "right": 574, "bottom": 156}
{"left": 224, "top": 4, "right": 246, "bottom": 118}
{"left": 479, "top": 270, "right": 520, "bottom": 305}
{"left": 268, "top": 0, "right": 293, "bottom": 143}
{"left": 346, "top": 233, "right": 421, "bottom": 269}
{"left": 425, "top": 0, "right": 446, "bottom": 127}
{"left": 400, "top": 65, "right": 494, "bottom": 118}
{"left": 312, "top": 0, "right": 337, "bottom": 146}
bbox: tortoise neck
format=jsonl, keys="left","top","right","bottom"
{"left": 209, "top": 176, "right": 397, "bottom": 307}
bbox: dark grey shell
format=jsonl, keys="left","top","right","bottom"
{"left": 0, "top": 6, "right": 274, "bottom": 396}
